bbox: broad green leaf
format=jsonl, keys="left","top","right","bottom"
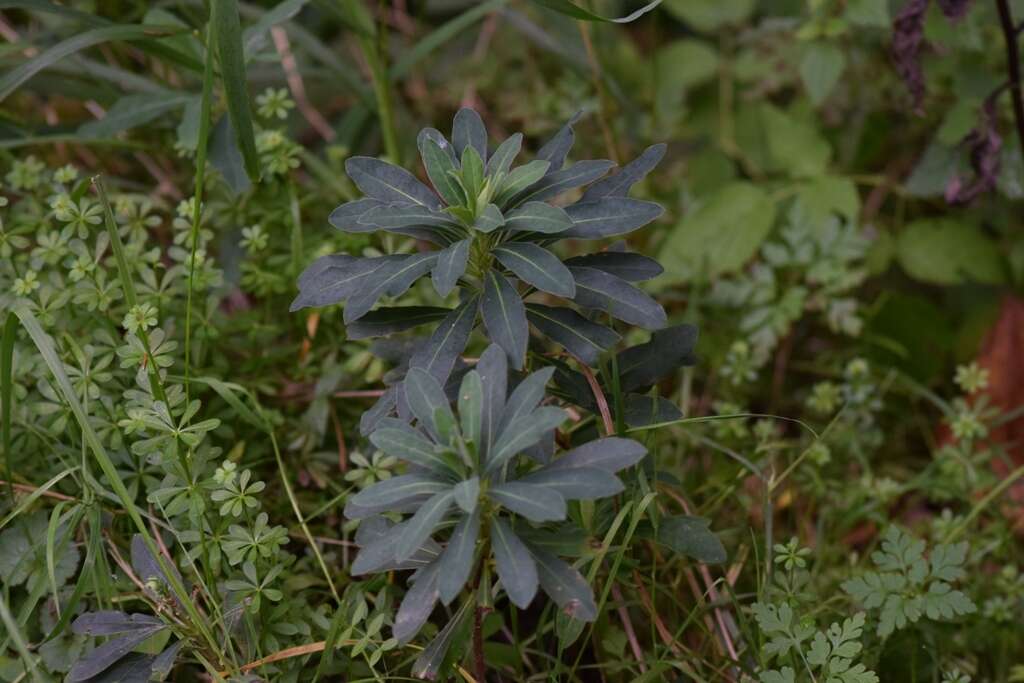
{"left": 404, "top": 367, "right": 456, "bottom": 441}
{"left": 795, "top": 175, "right": 861, "bottom": 223}
{"left": 659, "top": 181, "right": 775, "bottom": 282}
{"left": 420, "top": 135, "right": 464, "bottom": 206}
{"left": 494, "top": 243, "right": 576, "bottom": 297}
{"left": 518, "top": 467, "right": 624, "bottom": 500}
{"left": 569, "top": 266, "right": 666, "bottom": 329}
{"left": 530, "top": 548, "right": 597, "bottom": 621}
{"left": 438, "top": 510, "right": 480, "bottom": 604}
{"left": 481, "top": 271, "right": 529, "bottom": 370}
{"left": 653, "top": 41, "right": 718, "bottom": 111}
{"left": 211, "top": 0, "right": 261, "bottom": 182}
{"left": 547, "top": 437, "right": 647, "bottom": 472}
{"left": 395, "top": 491, "right": 454, "bottom": 562}
{"left": 845, "top": 0, "right": 890, "bottom": 27}
{"left": 452, "top": 107, "right": 488, "bottom": 162}
{"left": 346, "top": 305, "right": 450, "bottom": 340}
{"left": 487, "top": 133, "right": 523, "bottom": 177}
{"left": 504, "top": 201, "right": 572, "bottom": 234}
{"left": 490, "top": 518, "right": 539, "bottom": 609}
{"left": 637, "top": 515, "right": 726, "bottom": 564}
{"left": 562, "top": 197, "right": 663, "bottom": 238}
{"left": 526, "top": 304, "right": 620, "bottom": 365}
{"left": 458, "top": 370, "right": 483, "bottom": 446}
{"left": 662, "top": 0, "right": 755, "bottom": 31}
{"left": 79, "top": 92, "right": 192, "bottom": 138}
{"left": 530, "top": 0, "right": 662, "bottom": 23}
{"left": 800, "top": 43, "right": 846, "bottom": 106}
{"left": 489, "top": 482, "right": 567, "bottom": 522}
{"left": 346, "top": 156, "right": 440, "bottom": 207}
{"left": 736, "top": 103, "right": 832, "bottom": 178}
{"left": 432, "top": 239, "right": 470, "bottom": 297}
{"left": 897, "top": 219, "right": 1006, "bottom": 285}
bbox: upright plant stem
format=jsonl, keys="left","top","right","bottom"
{"left": 996, "top": 0, "right": 1024, "bottom": 161}
{"left": 361, "top": 3, "right": 400, "bottom": 162}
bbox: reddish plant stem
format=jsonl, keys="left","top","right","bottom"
{"left": 996, "top": 0, "right": 1024, "bottom": 161}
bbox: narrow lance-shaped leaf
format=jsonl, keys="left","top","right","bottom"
{"left": 562, "top": 197, "right": 664, "bottom": 239}
{"left": 344, "top": 253, "right": 438, "bottom": 323}
{"left": 495, "top": 243, "right": 576, "bottom": 297}
{"left": 67, "top": 625, "right": 166, "bottom": 681}
{"left": 408, "top": 296, "right": 478, "bottom": 385}
{"left": 547, "top": 436, "right": 647, "bottom": 472}
{"left": 616, "top": 324, "right": 698, "bottom": 392}
{"left": 511, "top": 159, "right": 614, "bottom": 206}
{"left": 494, "top": 160, "right": 550, "bottom": 205}
{"left": 535, "top": 110, "right": 582, "bottom": 172}
{"left": 504, "top": 201, "right": 572, "bottom": 234}
{"left": 452, "top": 477, "right": 480, "bottom": 514}
{"left": 419, "top": 134, "right": 464, "bottom": 206}
{"left": 211, "top": 0, "right": 260, "bottom": 182}
{"left": 291, "top": 255, "right": 395, "bottom": 311}
{"left": 474, "top": 203, "right": 506, "bottom": 233}
{"left": 395, "top": 491, "right": 454, "bottom": 563}
{"left": 569, "top": 266, "right": 667, "bottom": 330}
{"left": 489, "top": 481, "right": 567, "bottom": 522}
{"left": 458, "top": 370, "right": 483, "bottom": 446}
{"left": 404, "top": 367, "right": 456, "bottom": 442}
{"left": 345, "top": 156, "right": 440, "bottom": 207}
{"left": 328, "top": 198, "right": 385, "bottom": 233}
{"left": 530, "top": 547, "right": 598, "bottom": 621}
{"left": 346, "top": 306, "right": 450, "bottom": 340}
{"left": 345, "top": 474, "right": 450, "bottom": 518}
{"left": 72, "top": 612, "right": 163, "bottom": 637}
{"left": 452, "top": 107, "right": 488, "bottom": 162}
{"left": 438, "top": 510, "right": 480, "bottom": 604}
{"left": 393, "top": 560, "right": 441, "bottom": 643}
{"left": 358, "top": 203, "right": 462, "bottom": 229}
{"left": 488, "top": 406, "right": 566, "bottom": 473}
{"left": 369, "top": 425, "right": 451, "bottom": 474}
{"left": 476, "top": 344, "right": 507, "bottom": 459}
{"left": 432, "top": 239, "right": 470, "bottom": 297}
{"left": 481, "top": 270, "right": 529, "bottom": 370}
{"left": 581, "top": 143, "right": 666, "bottom": 200}
{"left": 532, "top": 0, "right": 662, "bottom": 23}
{"left": 525, "top": 304, "right": 620, "bottom": 365}
{"left": 498, "top": 366, "right": 555, "bottom": 434}
{"left": 491, "top": 518, "right": 539, "bottom": 609}
{"left": 518, "top": 466, "right": 624, "bottom": 500}
{"left": 487, "top": 132, "right": 523, "bottom": 176}
{"left": 564, "top": 251, "right": 664, "bottom": 281}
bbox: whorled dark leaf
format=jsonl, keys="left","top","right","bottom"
{"left": 569, "top": 266, "right": 667, "bottom": 329}
{"left": 563, "top": 251, "right": 663, "bottom": 282}
{"left": 581, "top": 143, "right": 666, "bottom": 201}
{"left": 525, "top": 304, "right": 620, "bottom": 365}
{"left": 616, "top": 324, "right": 698, "bottom": 392}
{"left": 491, "top": 518, "right": 539, "bottom": 609}
{"left": 481, "top": 270, "right": 529, "bottom": 370}
{"left": 345, "top": 156, "right": 440, "bottom": 208}
{"left": 494, "top": 242, "right": 576, "bottom": 297}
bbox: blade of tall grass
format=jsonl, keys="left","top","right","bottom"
{"left": 2, "top": 313, "right": 14, "bottom": 507}
{"left": 0, "top": 466, "right": 78, "bottom": 531}
{"left": 530, "top": 0, "right": 662, "bottom": 23}
{"left": 0, "top": 591, "right": 44, "bottom": 683}
{"left": 211, "top": 0, "right": 261, "bottom": 182}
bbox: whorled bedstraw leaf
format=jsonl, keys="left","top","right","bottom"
{"left": 569, "top": 266, "right": 667, "bottom": 329}
{"left": 504, "top": 201, "right": 573, "bottom": 234}
{"left": 458, "top": 370, "right": 483, "bottom": 446}
{"left": 346, "top": 306, "right": 450, "bottom": 340}
{"left": 474, "top": 203, "right": 506, "bottom": 233}
{"left": 493, "top": 159, "right": 551, "bottom": 206}
{"left": 517, "top": 466, "right": 624, "bottom": 500}
{"left": 525, "top": 304, "right": 620, "bottom": 365}
{"left": 510, "top": 159, "right": 614, "bottom": 206}
{"left": 497, "top": 366, "right": 555, "bottom": 434}
{"left": 393, "top": 559, "right": 441, "bottom": 643}
{"left": 494, "top": 243, "right": 576, "bottom": 297}
{"left": 344, "top": 474, "right": 451, "bottom": 519}
{"left": 395, "top": 490, "right": 454, "bottom": 563}
{"left": 491, "top": 518, "right": 539, "bottom": 609}
{"left": 404, "top": 367, "right": 456, "bottom": 441}
{"left": 489, "top": 481, "right": 567, "bottom": 522}
{"left": 582, "top": 143, "right": 666, "bottom": 200}
{"left": 419, "top": 133, "right": 465, "bottom": 206}
{"left": 530, "top": 547, "right": 597, "bottom": 621}
{"left": 562, "top": 197, "right": 664, "bottom": 239}
{"left": 564, "top": 251, "right": 664, "bottom": 281}
{"left": 452, "top": 107, "right": 488, "bottom": 163}
{"left": 438, "top": 509, "right": 480, "bottom": 604}
{"left": 407, "top": 296, "right": 478, "bottom": 385}
{"left": 546, "top": 436, "right": 647, "bottom": 472}
{"left": 487, "top": 406, "right": 567, "bottom": 473}
{"left": 487, "top": 132, "right": 523, "bottom": 177}
{"left": 481, "top": 270, "right": 529, "bottom": 370}
{"left": 476, "top": 344, "right": 508, "bottom": 459}
{"left": 345, "top": 156, "right": 441, "bottom": 208}
{"left": 432, "top": 239, "right": 470, "bottom": 297}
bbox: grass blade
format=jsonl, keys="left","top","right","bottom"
{"left": 211, "top": 0, "right": 261, "bottom": 182}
